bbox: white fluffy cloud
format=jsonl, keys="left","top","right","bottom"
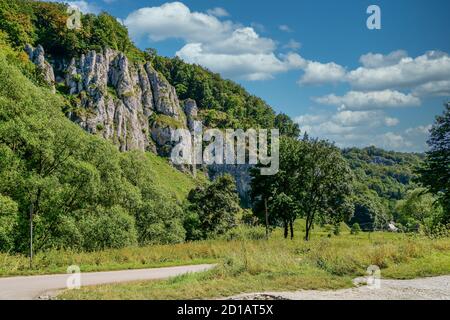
{"left": 177, "top": 44, "right": 304, "bottom": 80}
{"left": 412, "top": 80, "right": 450, "bottom": 97}
{"left": 124, "top": 2, "right": 233, "bottom": 43}
{"left": 332, "top": 110, "right": 399, "bottom": 127}
{"left": 124, "top": 2, "right": 304, "bottom": 80}
{"left": 359, "top": 50, "right": 408, "bottom": 69}
{"left": 298, "top": 50, "right": 450, "bottom": 113}
{"left": 314, "top": 90, "right": 421, "bottom": 110}
{"left": 295, "top": 111, "right": 428, "bottom": 152}
{"left": 348, "top": 51, "right": 450, "bottom": 91}
{"left": 299, "top": 61, "right": 347, "bottom": 85}
{"left": 298, "top": 50, "right": 450, "bottom": 94}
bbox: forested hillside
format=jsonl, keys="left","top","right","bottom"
{"left": 0, "top": 47, "right": 204, "bottom": 252}
{"left": 343, "top": 147, "right": 424, "bottom": 230}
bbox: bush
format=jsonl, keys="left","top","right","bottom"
{"left": 222, "top": 225, "right": 267, "bottom": 241}
{"left": 351, "top": 223, "right": 361, "bottom": 235}
{"left": 333, "top": 224, "right": 341, "bottom": 236}
{"left": 135, "top": 198, "right": 186, "bottom": 245}
{"left": 424, "top": 223, "right": 449, "bottom": 239}
{"left": 0, "top": 195, "right": 18, "bottom": 252}
{"left": 79, "top": 206, "right": 138, "bottom": 251}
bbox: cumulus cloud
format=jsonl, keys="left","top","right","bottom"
{"left": 359, "top": 50, "right": 408, "bottom": 69}
{"left": 348, "top": 51, "right": 450, "bottom": 91}
{"left": 124, "top": 2, "right": 234, "bottom": 43}
{"left": 298, "top": 61, "right": 347, "bottom": 85}
{"left": 331, "top": 110, "right": 399, "bottom": 127}
{"left": 412, "top": 80, "right": 450, "bottom": 97}
{"left": 314, "top": 90, "right": 421, "bottom": 110}
{"left": 177, "top": 44, "right": 304, "bottom": 80}
{"left": 300, "top": 50, "right": 450, "bottom": 92}
{"left": 295, "top": 111, "right": 427, "bottom": 152}
{"left": 298, "top": 50, "right": 450, "bottom": 110}
{"left": 124, "top": 2, "right": 304, "bottom": 81}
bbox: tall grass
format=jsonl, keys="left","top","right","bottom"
{"left": 57, "top": 231, "right": 450, "bottom": 299}
{"left": 2, "top": 221, "right": 450, "bottom": 299}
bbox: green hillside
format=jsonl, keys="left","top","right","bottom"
{"left": 0, "top": 45, "right": 201, "bottom": 252}
{"left": 343, "top": 147, "right": 425, "bottom": 229}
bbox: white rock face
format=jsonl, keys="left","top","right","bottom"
{"left": 25, "top": 44, "right": 56, "bottom": 93}
{"left": 28, "top": 46, "right": 189, "bottom": 153}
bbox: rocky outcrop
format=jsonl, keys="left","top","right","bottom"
{"left": 25, "top": 44, "right": 56, "bottom": 93}
{"left": 27, "top": 46, "right": 188, "bottom": 153}
{"left": 145, "top": 64, "right": 185, "bottom": 121}
{"left": 184, "top": 99, "right": 198, "bottom": 131}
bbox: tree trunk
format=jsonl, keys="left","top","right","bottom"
{"left": 305, "top": 214, "right": 311, "bottom": 241}
{"left": 264, "top": 197, "right": 269, "bottom": 240}
{"left": 290, "top": 220, "right": 294, "bottom": 240}
{"left": 29, "top": 203, "right": 34, "bottom": 268}
{"left": 283, "top": 221, "right": 288, "bottom": 239}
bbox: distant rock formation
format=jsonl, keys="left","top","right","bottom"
{"left": 25, "top": 44, "right": 56, "bottom": 93}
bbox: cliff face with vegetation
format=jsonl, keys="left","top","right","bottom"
{"left": 25, "top": 44, "right": 191, "bottom": 155}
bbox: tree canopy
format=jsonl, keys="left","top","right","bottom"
{"left": 418, "top": 102, "right": 450, "bottom": 222}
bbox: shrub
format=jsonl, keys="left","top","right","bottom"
{"left": 351, "top": 223, "right": 361, "bottom": 235}
{"left": 0, "top": 195, "right": 18, "bottom": 252}
{"left": 223, "top": 225, "right": 267, "bottom": 241}
{"left": 79, "top": 206, "right": 138, "bottom": 251}
{"left": 333, "top": 224, "right": 341, "bottom": 236}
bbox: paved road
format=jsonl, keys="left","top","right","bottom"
{"left": 230, "top": 275, "right": 450, "bottom": 300}
{"left": 0, "top": 264, "right": 215, "bottom": 300}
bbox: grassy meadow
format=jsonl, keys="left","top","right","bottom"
{"left": 2, "top": 220, "right": 448, "bottom": 299}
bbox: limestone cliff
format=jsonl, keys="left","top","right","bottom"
{"left": 27, "top": 45, "right": 252, "bottom": 201}
{"left": 27, "top": 45, "right": 187, "bottom": 153}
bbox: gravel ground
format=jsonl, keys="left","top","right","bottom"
{"left": 229, "top": 275, "right": 450, "bottom": 300}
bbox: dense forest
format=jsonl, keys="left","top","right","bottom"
{"left": 0, "top": 0, "right": 448, "bottom": 254}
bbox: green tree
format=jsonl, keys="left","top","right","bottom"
{"left": 187, "top": 175, "right": 241, "bottom": 239}
{"left": 270, "top": 193, "right": 298, "bottom": 239}
{"left": 274, "top": 113, "right": 300, "bottom": 138}
{"left": 297, "top": 138, "right": 354, "bottom": 240}
{"left": 396, "top": 188, "right": 443, "bottom": 231}
{"left": 418, "top": 102, "right": 450, "bottom": 222}
{"left": 251, "top": 137, "right": 354, "bottom": 241}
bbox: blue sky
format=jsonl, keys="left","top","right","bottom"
{"left": 61, "top": 0, "right": 450, "bottom": 152}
